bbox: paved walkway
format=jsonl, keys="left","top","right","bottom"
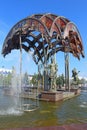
{"left": 7, "top": 123, "right": 87, "bottom": 130}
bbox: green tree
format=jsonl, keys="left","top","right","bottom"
{"left": 56, "top": 74, "right": 65, "bottom": 88}
{"left": 30, "top": 73, "right": 38, "bottom": 86}
{"left": 0, "top": 72, "right": 12, "bottom": 87}
{"left": 4, "top": 73, "right": 12, "bottom": 86}
{"left": 80, "top": 78, "right": 86, "bottom": 85}
{"left": 23, "top": 72, "right": 29, "bottom": 85}
{"left": 0, "top": 74, "right": 3, "bottom": 86}
{"left": 61, "top": 74, "right": 65, "bottom": 86}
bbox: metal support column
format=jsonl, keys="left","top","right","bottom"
{"left": 42, "top": 34, "right": 49, "bottom": 91}
{"left": 19, "top": 33, "right": 22, "bottom": 93}
{"left": 65, "top": 52, "right": 70, "bottom": 91}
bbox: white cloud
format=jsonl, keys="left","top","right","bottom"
{"left": 79, "top": 76, "right": 87, "bottom": 80}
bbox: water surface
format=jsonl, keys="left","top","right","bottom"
{"left": 0, "top": 88, "right": 87, "bottom": 129}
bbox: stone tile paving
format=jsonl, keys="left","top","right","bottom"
{"left": 6, "top": 123, "right": 87, "bottom": 130}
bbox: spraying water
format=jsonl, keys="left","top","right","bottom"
{"left": 0, "top": 87, "right": 23, "bottom": 116}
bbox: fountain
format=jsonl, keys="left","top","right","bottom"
{"left": 0, "top": 66, "right": 39, "bottom": 115}
{"left": 0, "top": 38, "right": 39, "bottom": 115}
{"left": 17, "top": 34, "right": 39, "bottom": 112}
{"left": 0, "top": 13, "right": 86, "bottom": 130}
{"left": 0, "top": 69, "right": 23, "bottom": 116}
{"left": 2, "top": 13, "right": 84, "bottom": 102}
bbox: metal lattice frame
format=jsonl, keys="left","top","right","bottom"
{"left": 2, "top": 13, "right": 85, "bottom": 91}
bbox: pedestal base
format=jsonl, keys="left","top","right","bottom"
{"left": 41, "top": 88, "right": 81, "bottom": 102}
{"left": 41, "top": 91, "right": 63, "bottom": 102}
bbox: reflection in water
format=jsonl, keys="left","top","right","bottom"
{"left": 0, "top": 108, "right": 23, "bottom": 116}
{"left": 0, "top": 88, "right": 87, "bottom": 129}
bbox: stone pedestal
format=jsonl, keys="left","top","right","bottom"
{"left": 70, "top": 88, "right": 81, "bottom": 95}
{"left": 41, "top": 88, "right": 81, "bottom": 102}
{"left": 41, "top": 91, "right": 63, "bottom": 102}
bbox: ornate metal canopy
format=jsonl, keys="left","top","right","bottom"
{"left": 2, "top": 13, "right": 84, "bottom": 64}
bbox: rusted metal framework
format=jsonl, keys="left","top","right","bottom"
{"left": 2, "top": 13, "right": 84, "bottom": 91}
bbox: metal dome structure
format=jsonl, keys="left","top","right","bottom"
{"left": 2, "top": 13, "right": 85, "bottom": 91}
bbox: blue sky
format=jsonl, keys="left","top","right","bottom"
{"left": 0, "top": 0, "right": 87, "bottom": 77}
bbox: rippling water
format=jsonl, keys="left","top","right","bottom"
{"left": 0, "top": 87, "right": 87, "bottom": 129}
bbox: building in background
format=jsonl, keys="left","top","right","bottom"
{"left": 0, "top": 67, "right": 12, "bottom": 75}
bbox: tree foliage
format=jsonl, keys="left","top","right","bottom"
{"left": 56, "top": 74, "right": 65, "bottom": 88}
{"left": 23, "top": 72, "right": 29, "bottom": 85}
{"left": 30, "top": 73, "right": 38, "bottom": 86}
